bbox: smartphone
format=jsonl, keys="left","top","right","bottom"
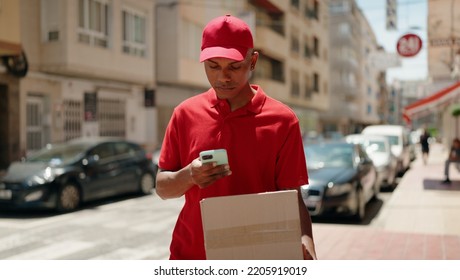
{"left": 199, "top": 149, "right": 228, "bottom": 165}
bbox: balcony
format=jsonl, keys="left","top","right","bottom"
{"left": 255, "top": 25, "right": 287, "bottom": 60}
{"left": 36, "top": 1, "right": 154, "bottom": 85}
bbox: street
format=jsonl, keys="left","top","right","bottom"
{"left": 1, "top": 142, "right": 459, "bottom": 260}
{"left": 0, "top": 193, "right": 183, "bottom": 260}
{"left": 0, "top": 184, "right": 393, "bottom": 260}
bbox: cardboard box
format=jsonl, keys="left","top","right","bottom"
{"left": 200, "top": 190, "right": 303, "bottom": 260}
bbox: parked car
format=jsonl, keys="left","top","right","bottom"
{"left": 0, "top": 137, "right": 156, "bottom": 212}
{"left": 301, "top": 141, "right": 378, "bottom": 221}
{"left": 361, "top": 125, "right": 412, "bottom": 176}
{"left": 345, "top": 134, "right": 398, "bottom": 189}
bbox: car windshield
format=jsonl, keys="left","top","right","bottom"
{"left": 348, "top": 137, "right": 386, "bottom": 154}
{"left": 27, "top": 143, "right": 92, "bottom": 165}
{"left": 386, "top": 135, "right": 399, "bottom": 146}
{"left": 365, "top": 140, "right": 386, "bottom": 153}
{"left": 305, "top": 144, "right": 354, "bottom": 169}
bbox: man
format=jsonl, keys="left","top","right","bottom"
{"left": 419, "top": 128, "right": 431, "bottom": 165}
{"left": 156, "top": 15, "right": 317, "bottom": 260}
{"left": 443, "top": 138, "right": 460, "bottom": 184}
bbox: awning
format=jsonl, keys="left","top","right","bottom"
{"left": 403, "top": 81, "right": 460, "bottom": 123}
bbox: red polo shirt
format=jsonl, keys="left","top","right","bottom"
{"left": 159, "top": 85, "right": 308, "bottom": 260}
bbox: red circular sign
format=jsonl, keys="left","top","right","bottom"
{"left": 396, "top": 33, "right": 422, "bottom": 57}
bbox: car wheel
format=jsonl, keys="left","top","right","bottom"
{"left": 353, "top": 187, "right": 365, "bottom": 222}
{"left": 139, "top": 172, "right": 154, "bottom": 195}
{"left": 57, "top": 183, "right": 81, "bottom": 212}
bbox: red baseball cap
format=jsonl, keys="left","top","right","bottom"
{"left": 200, "top": 15, "right": 254, "bottom": 62}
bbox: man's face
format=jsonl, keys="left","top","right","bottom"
{"left": 203, "top": 52, "right": 257, "bottom": 99}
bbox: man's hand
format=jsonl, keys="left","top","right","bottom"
{"left": 189, "top": 158, "right": 232, "bottom": 188}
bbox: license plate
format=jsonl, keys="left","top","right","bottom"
{"left": 0, "top": 189, "right": 12, "bottom": 200}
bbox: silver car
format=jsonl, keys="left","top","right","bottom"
{"left": 345, "top": 134, "right": 398, "bottom": 189}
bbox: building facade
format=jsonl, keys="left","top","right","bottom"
{"left": 155, "top": 0, "right": 330, "bottom": 142}
{"left": 425, "top": 0, "right": 460, "bottom": 144}
{"left": 1, "top": 0, "right": 391, "bottom": 169}
{"left": 16, "top": 0, "right": 156, "bottom": 162}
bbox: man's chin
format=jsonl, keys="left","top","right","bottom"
{"left": 215, "top": 88, "right": 237, "bottom": 98}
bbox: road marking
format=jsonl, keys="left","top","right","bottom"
{"left": 6, "top": 240, "right": 93, "bottom": 260}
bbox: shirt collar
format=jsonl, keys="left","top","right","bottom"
{"left": 207, "top": 85, "right": 265, "bottom": 115}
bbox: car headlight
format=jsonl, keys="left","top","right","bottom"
{"left": 26, "top": 167, "right": 56, "bottom": 186}
{"left": 325, "top": 182, "right": 352, "bottom": 197}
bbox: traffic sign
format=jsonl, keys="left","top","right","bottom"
{"left": 396, "top": 33, "right": 422, "bottom": 57}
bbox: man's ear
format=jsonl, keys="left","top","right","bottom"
{"left": 250, "top": 51, "right": 259, "bottom": 70}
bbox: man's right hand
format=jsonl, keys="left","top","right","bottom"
{"left": 189, "top": 158, "right": 232, "bottom": 188}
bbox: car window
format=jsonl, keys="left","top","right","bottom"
{"left": 385, "top": 135, "right": 399, "bottom": 146}
{"left": 305, "top": 144, "right": 353, "bottom": 168}
{"left": 27, "top": 143, "right": 90, "bottom": 165}
{"left": 88, "top": 143, "right": 114, "bottom": 160}
{"left": 113, "top": 142, "right": 142, "bottom": 157}
{"left": 366, "top": 140, "right": 386, "bottom": 153}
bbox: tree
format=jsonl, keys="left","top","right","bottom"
{"left": 452, "top": 104, "right": 460, "bottom": 137}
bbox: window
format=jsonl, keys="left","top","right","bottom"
{"left": 291, "top": 0, "right": 300, "bottom": 10}
{"left": 313, "top": 0, "right": 319, "bottom": 19}
{"left": 291, "top": 70, "right": 300, "bottom": 97}
{"left": 313, "top": 36, "right": 319, "bottom": 57}
{"left": 291, "top": 34, "right": 300, "bottom": 55}
{"left": 89, "top": 143, "right": 114, "bottom": 160}
{"left": 304, "top": 43, "right": 311, "bottom": 58}
{"left": 41, "top": 0, "right": 60, "bottom": 42}
{"left": 122, "top": 8, "right": 146, "bottom": 57}
{"left": 305, "top": 0, "right": 319, "bottom": 20}
{"left": 99, "top": 98, "right": 126, "bottom": 138}
{"left": 305, "top": 75, "right": 312, "bottom": 98}
{"left": 26, "top": 96, "right": 45, "bottom": 153}
{"left": 63, "top": 100, "right": 82, "bottom": 141}
{"left": 254, "top": 54, "right": 285, "bottom": 82}
{"left": 313, "top": 73, "right": 320, "bottom": 92}
{"left": 78, "top": 0, "right": 110, "bottom": 48}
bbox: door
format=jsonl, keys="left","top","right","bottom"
{"left": 83, "top": 143, "right": 121, "bottom": 200}
{"left": 26, "top": 96, "right": 45, "bottom": 155}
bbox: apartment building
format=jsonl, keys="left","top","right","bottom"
{"left": 324, "top": 0, "right": 362, "bottom": 134}
{"left": 424, "top": 0, "right": 460, "bottom": 143}
{"left": 324, "top": 0, "right": 384, "bottom": 135}
{"left": 155, "top": 0, "right": 330, "bottom": 141}
{"left": 16, "top": 0, "right": 156, "bottom": 159}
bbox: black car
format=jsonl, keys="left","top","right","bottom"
{"left": 0, "top": 137, "right": 156, "bottom": 212}
{"left": 301, "top": 142, "right": 378, "bottom": 221}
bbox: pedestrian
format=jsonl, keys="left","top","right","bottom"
{"left": 155, "top": 15, "right": 317, "bottom": 260}
{"left": 442, "top": 138, "right": 460, "bottom": 184}
{"left": 419, "top": 128, "right": 431, "bottom": 165}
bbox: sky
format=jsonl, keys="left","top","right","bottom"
{"left": 355, "top": 0, "right": 428, "bottom": 83}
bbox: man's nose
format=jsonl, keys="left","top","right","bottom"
{"left": 217, "top": 69, "right": 231, "bottom": 82}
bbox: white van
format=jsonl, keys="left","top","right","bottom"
{"left": 361, "top": 125, "right": 411, "bottom": 176}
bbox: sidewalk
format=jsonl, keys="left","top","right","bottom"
{"left": 312, "top": 143, "right": 460, "bottom": 259}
